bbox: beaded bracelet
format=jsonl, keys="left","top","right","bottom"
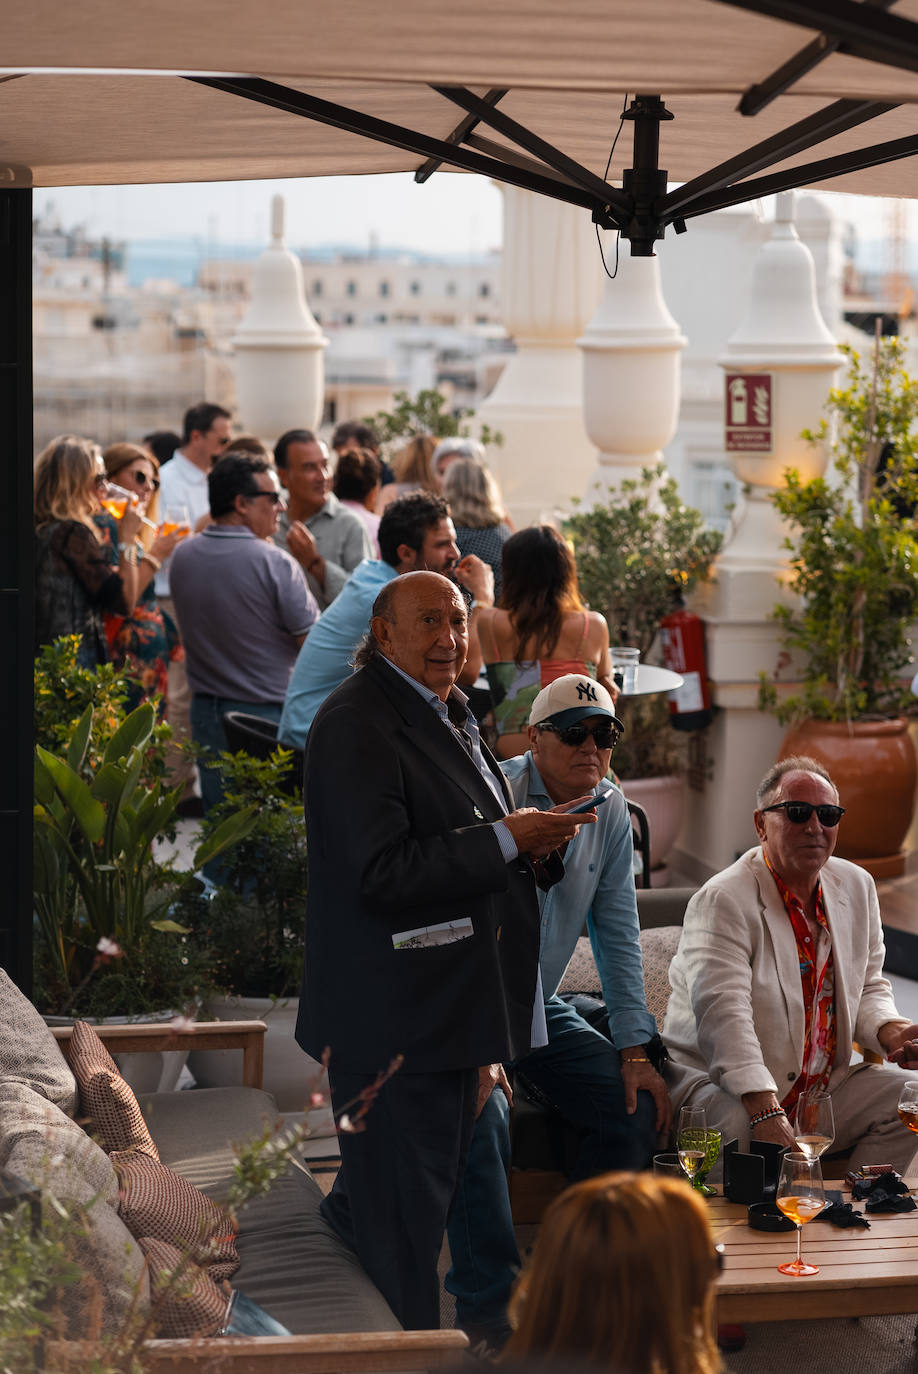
{"left": 749, "top": 1105, "right": 787, "bottom": 1128}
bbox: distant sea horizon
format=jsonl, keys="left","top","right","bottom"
{"left": 124, "top": 237, "right": 496, "bottom": 288}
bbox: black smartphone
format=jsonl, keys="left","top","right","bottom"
{"left": 567, "top": 792, "right": 610, "bottom": 815}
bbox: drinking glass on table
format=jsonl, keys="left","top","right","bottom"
{"left": 775, "top": 1152, "right": 828, "bottom": 1275}
{"left": 160, "top": 503, "right": 192, "bottom": 539}
{"left": 692, "top": 1128, "right": 723, "bottom": 1196}
{"left": 898, "top": 1081, "right": 918, "bottom": 1135}
{"left": 677, "top": 1105, "right": 708, "bottom": 1186}
{"left": 794, "top": 1089, "right": 835, "bottom": 1161}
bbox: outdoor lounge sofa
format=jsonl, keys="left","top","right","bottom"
{"left": 0, "top": 977, "right": 466, "bottom": 1373}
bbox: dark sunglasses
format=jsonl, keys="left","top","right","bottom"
{"left": 762, "top": 801, "right": 845, "bottom": 827}
{"left": 128, "top": 469, "right": 160, "bottom": 490}
{"left": 536, "top": 720, "right": 623, "bottom": 750}
{"left": 243, "top": 489, "right": 281, "bottom": 504}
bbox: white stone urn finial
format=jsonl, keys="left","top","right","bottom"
{"left": 232, "top": 196, "right": 328, "bottom": 440}
{"left": 271, "top": 193, "right": 285, "bottom": 245}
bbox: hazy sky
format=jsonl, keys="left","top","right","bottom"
{"left": 34, "top": 173, "right": 505, "bottom": 255}
{"left": 33, "top": 173, "right": 908, "bottom": 256}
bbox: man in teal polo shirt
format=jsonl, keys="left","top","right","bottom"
{"left": 278, "top": 492, "right": 493, "bottom": 747}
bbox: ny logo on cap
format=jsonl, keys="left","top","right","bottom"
{"left": 576, "top": 681, "right": 598, "bottom": 702}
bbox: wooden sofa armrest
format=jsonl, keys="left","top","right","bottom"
{"left": 51, "top": 1021, "right": 267, "bottom": 1090}
{"left": 52, "top": 1330, "right": 468, "bottom": 1373}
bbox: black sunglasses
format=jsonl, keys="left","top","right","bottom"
{"left": 243, "top": 489, "right": 282, "bottom": 504}
{"left": 762, "top": 801, "right": 845, "bottom": 827}
{"left": 537, "top": 720, "right": 623, "bottom": 750}
{"left": 129, "top": 469, "right": 160, "bottom": 491}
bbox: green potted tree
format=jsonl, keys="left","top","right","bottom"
{"left": 33, "top": 641, "right": 256, "bottom": 1085}
{"left": 565, "top": 466, "right": 722, "bottom": 874}
{"left": 758, "top": 335, "right": 918, "bottom": 877}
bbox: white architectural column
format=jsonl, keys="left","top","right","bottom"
{"left": 476, "top": 186, "right": 602, "bottom": 526}
{"left": 578, "top": 248, "right": 687, "bottom": 502}
{"left": 232, "top": 195, "right": 328, "bottom": 441}
{"left": 674, "top": 192, "right": 844, "bottom": 879}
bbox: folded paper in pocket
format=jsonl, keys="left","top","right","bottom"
{"left": 392, "top": 918, "right": 474, "bottom": 950}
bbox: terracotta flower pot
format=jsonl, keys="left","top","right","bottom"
{"left": 778, "top": 717, "right": 917, "bottom": 879}
{"left": 618, "top": 774, "right": 685, "bottom": 877}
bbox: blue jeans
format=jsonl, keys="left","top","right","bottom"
{"left": 445, "top": 996, "right": 657, "bottom": 1335}
{"left": 189, "top": 694, "right": 283, "bottom": 813}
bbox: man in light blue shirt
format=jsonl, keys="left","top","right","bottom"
{"left": 278, "top": 492, "right": 493, "bottom": 747}
{"left": 446, "top": 673, "right": 672, "bottom": 1351}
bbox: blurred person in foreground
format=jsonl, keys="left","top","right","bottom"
{"left": 504, "top": 1173, "right": 721, "bottom": 1374}
{"left": 34, "top": 434, "right": 140, "bottom": 668}
{"left": 99, "top": 442, "right": 187, "bottom": 710}
{"left": 473, "top": 526, "right": 615, "bottom": 759}
{"left": 664, "top": 756, "right": 918, "bottom": 1174}
{"left": 296, "top": 571, "right": 594, "bottom": 1330}
{"left": 169, "top": 452, "right": 318, "bottom": 811}
{"left": 278, "top": 492, "right": 493, "bottom": 748}
{"left": 273, "top": 428, "right": 373, "bottom": 610}
{"left": 332, "top": 446, "right": 382, "bottom": 554}
{"left": 442, "top": 456, "right": 513, "bottom": 600}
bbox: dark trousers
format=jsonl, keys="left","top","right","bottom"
{"left": 321, "top": 1066, "right": 478, "bottom": 1330}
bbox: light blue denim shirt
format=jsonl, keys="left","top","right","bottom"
{"left": 500, "top": 752, "right": 657, "bottom": 1049}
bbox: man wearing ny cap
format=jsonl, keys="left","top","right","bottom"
{"left": 446, "top": 672, "right": 671, "bottom": 1350}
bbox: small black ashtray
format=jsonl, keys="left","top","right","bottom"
{"left": 748, "top": 1201, "right": 796, "bottom": 1232}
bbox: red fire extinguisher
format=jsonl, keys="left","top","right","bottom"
{"left": 660, "top": 591, "right": 713, "bottom": 732}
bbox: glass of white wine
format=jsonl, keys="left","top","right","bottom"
{"left": 794, "top": 1089, "right": 835, "bottom": 1162}
{"left": 677, "top": 1105, "right": 708, "bottom": 1185}
{"left": 775, "top": 1152, "right": 828, "bottom": 1276}
{"left": 898, "top": 1081, "right": 918, "bottom": 1135}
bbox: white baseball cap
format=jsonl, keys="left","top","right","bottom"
{"left": 529, "top": 673, "right": 620, "bottom": 730}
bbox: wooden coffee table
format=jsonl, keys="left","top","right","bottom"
{"left": 710, "top": 1185, "right": 918, "bottom": 1323}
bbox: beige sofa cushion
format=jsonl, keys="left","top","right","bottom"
{"left": 0, "top": 1080, "right": 149, "bottom": 1334}
{"left": 0, "top": 969, "right": 77, "bottom": 1113}
{"left": 112, "top": 1149, "right": 239, "bottom": 1282}
{"left": 138, "top": 1237, "right": 230, "bottom": 1338}
{"left": 69, "top": 1021, "right": 160, "bottom": 1159}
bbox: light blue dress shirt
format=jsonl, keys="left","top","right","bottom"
{"left": 278, "top": 557, "right": 397, "bottom": 747}
{"left": 501, "top": 752, "right": 657, "bottom": 1048}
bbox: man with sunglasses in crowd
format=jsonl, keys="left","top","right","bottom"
{"left": 169, "top": 452, "right": 318, "bottom": 811}
{"left": 664, "top": 755, "right": 918, "bottom": 1174}
{"left": 446, "top": 673, "right": 672, "bottom": 1354}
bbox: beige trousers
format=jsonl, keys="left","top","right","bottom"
{"left": 668, "top": 1059, "right": 918, "bottom": 1178}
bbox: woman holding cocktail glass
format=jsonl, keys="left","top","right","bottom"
{"left": 504, "top": 1172, "right": 722, "bottom": 1373}
{"left": 99, "top": 442, "right": 187, "bottom": 709}
{"left": 34, "top": 434, "right": 141, "bottom": 667}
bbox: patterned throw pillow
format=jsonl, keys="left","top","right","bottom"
{"left": 112, "top": 1150, "right": 239, "bottom": 1282}
{"left": 639, "top": 926, "right": 683, "bottom": 1028}
{"left": 138, "top": 1237, "right": 230, "bottom": 1339}
{"left": 68, "top": 1021, "right": 160, "bottom": 1159}
{"left": 0, "top": 969, "right": 78, "bottom": 1113}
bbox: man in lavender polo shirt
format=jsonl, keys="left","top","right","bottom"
{"left": 169, "top": 452, "right": 319, "bottom": 811}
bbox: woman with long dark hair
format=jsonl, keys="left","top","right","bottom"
{"left": 473, "top": 525, "right": 613, "bottom": 758}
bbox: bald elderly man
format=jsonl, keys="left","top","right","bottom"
{"left": 664, "top": 755, "right": 918, "bottom": 1173}
{"left": 295, "top": 571, "right": 594, "bottom": 1330}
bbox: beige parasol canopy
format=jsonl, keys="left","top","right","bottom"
{"left": 5, "top": 0, "right": 918, "bottom": 234}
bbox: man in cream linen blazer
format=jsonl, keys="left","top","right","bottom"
{"left": 664, "top": 756, "right": 918, "bottom": 1173}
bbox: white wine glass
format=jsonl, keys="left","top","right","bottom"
{"left": 775, "top": 1152, "right": 828, "bottom": 1276}
{"left": 677, "top": 1105, "right": 707, "bottom": 1185}
{"left": 693, "top": 1128, "right": 723, "bottom": 1196}
{"left": 794, "top": 1089, "right": 835, "bottom": 1161}
{"left": 898, "top": 1081, "right": 918, "bottom": 1135}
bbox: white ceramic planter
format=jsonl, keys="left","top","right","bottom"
{"left": 44, "top": 1010, "right": 188, "bottom": 1094}
{"left": 619, "top": 775, "right": 686, "bottom": 878}
{"left": 187, "top": 994, "right": 335, "bottom": 1135}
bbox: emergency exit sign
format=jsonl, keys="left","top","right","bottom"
{"left": 725, "top": 373, "right": 773, "bottom": 453}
